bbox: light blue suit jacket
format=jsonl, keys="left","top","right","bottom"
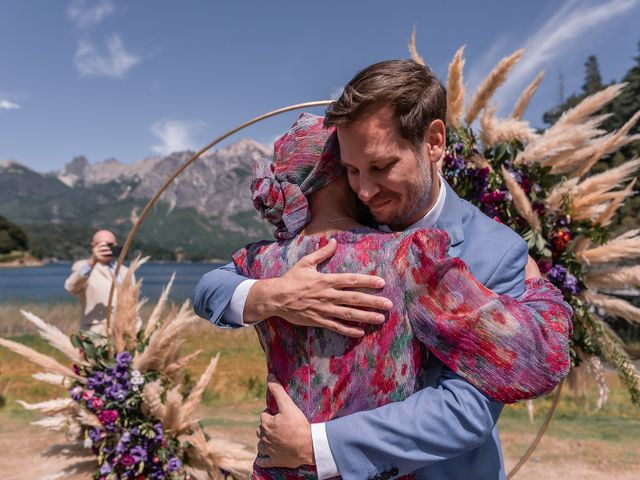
{"left": 193, "top": 180, "right": 529, "bottom": 480}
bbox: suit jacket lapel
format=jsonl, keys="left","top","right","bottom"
{"left": 435, "top": 180, "right": 465, "bottom": 254}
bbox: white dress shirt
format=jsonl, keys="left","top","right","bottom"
{"left": 228, "top": 176, "right": 447, "bottom": 479}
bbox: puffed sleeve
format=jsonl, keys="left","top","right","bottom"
{"left": 231, "top": 240, "right": 273, "bottom": 278}
{"left": 405, "top": 230, "right": 573, "bottom": 403}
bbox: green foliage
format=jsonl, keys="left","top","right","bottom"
{"left": 582, "top": 55, "right": 604, "bottom": 95}
{"left": 0, "top": 215, "right": 28, "bottom": 254}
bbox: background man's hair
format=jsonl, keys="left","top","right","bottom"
{"left": 325, "top": 59, "right": 447, "bottom": 151}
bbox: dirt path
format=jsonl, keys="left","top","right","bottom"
{"left": 1, "top": 419, "right": 638, "bottom": 479}
{"left": 501, "top": 432, "right": 640, "bottom": 480}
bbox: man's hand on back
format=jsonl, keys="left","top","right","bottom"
{"left": 244, "top": 238, "right": 393, "bottom": 337}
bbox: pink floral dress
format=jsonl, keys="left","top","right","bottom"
{"left": 232, "top": 227, "right": 572, "bottom": 480}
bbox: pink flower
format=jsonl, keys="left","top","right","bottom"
{"left": 98, "top": 409, "right": 119, "bottom": 425}
{"left": 89, "top": 397, "right": 104, "bottom": 412}
{"left": 120, "top": 454, "right": 136, "bottom": 467}
{"left": 82, "top": 390, "right": 95, "bottom": 400}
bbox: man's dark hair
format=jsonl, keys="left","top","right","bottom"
{"left": 325, "top": 59, "right": 447, "bottom": 151}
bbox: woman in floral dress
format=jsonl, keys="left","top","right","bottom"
{"left": 232, "top": 113, "right": 572, "bottom": 480}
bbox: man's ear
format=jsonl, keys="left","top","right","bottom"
{"left": 424, "top": 119, "right": 446, "bottom": 163}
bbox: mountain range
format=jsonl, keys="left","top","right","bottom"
{"left": 0, "top": 139, "right": 275, "bottom": 261}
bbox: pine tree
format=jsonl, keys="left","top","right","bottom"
{"left": 614, "top": 41, "right": 640, "bottom": 128}
{"left": 582, "top": 55, "right": 604, "bottom": 94}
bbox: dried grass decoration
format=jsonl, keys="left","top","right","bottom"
{"left": 412, "top": 39, "right": 640, "bottom": 407}
{"left": 0, "top": 257, "right": 253, "bottom": 480}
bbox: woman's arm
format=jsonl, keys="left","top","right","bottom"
{"left": 407, "top": 230, "right": 573, "bottom": 403}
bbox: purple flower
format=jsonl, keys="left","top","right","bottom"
{"left": 99, "top": 462, "right": 112, "bottom": 475}
{"left": 70, "top": 386, "right": 83, "bottom": 401}
{"left": 88, "top": 427, "right": 102, "bottom": 444}
{"left": 507, "top": 168, "right": 523, "bottom": 183}
{"left": 116, "top": 351, "right": 133, "bottom": 366}
{"left": 116, "top": 439, "right": 128, "bottom": 454}
{"left": 548, "top": 264, "right": 580, "bottom": 295}
{"left": 167, "top": 457, "right": 182, "bottom": 472}
{"left": 130, "top": 444, "right": 147, "bottom": 462}
{"left": 563, "top": 273, "right": 580, "bottom": 295}
{"left": 105, "top": 384, "right": 129, "bottom": 401}
{"left": 548, "top": 264, "right": 567, "bottom": 283}
{"left": 87, "top": 370, "right": 108, "bottom": 390}
{"left": 153, "top": 423, "right": 164, "bottom": 440}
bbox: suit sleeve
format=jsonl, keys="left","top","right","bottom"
{"left": 64, "top": 260, "right": 91, "bottom": 296}
{"left": 192, "top": 262, "right": 249, "bottom": 329}
{"left": 486, "top": 238, "right": 528, "bottom": 298}
{"left": 326, "top": 369, "right": 503, "bottom": 478}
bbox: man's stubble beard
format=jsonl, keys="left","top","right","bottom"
{"left": 377, "top": 158, "right": 434, "bottom": 231}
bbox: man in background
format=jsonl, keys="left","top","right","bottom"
{"left": 64, "top": 229, "right": 130, "bottom": 333}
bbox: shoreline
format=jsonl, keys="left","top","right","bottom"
{"left": 0, "top": 258, "right": 227, "bottom": 268}
{"left": 0, "top": 258, "right": 44, "bottom": 268}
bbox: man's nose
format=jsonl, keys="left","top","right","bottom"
{"left": 356, "top": 174, "right": 379, "bottom": 202}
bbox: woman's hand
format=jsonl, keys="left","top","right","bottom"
{"left": 525, "top": 255, "right": 541, "bottom": 280}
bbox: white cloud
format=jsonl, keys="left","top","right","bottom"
{"left": 151, "top": 119, "right": 202, "bottom": 155}
{"left": 467, "top": 0, "right": 639, "bottom": 108}
{"left": 0, "top": 100, "right": 20, "bottom": 110}
{"left": 74, "top": 34, "right": 141, "bottom": 78}
{"left": 67, "top": 0, "right": 115, "bottom": 28}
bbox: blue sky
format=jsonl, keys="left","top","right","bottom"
{"left": 1, "top": 0, "right": 639, "bottom": 172}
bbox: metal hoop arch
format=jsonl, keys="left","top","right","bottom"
{"left": 105, "top": 99, "right": 559, "bottom": 479}
{"left": 106, "top": 100, "right": 332, "bottom": 330}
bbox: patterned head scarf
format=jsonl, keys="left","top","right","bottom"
{"left": 251, "top": 113, "right": 345, "bottom": 239}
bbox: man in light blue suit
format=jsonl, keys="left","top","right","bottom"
{"left": 193, "top": 60, "right": 567, "bottom": 479}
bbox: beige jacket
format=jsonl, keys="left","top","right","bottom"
{"left": 64, "top": 259, "right": 132, "bottom": 333}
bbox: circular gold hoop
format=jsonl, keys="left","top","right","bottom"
{"left": 506, "top": 380, "right": 563, "bottom": 479}
{"left": 106, "top": 100, "right": 332, "bottom": 329}
{"left": 106, "top": 99, "right": 559, "bottom": 478}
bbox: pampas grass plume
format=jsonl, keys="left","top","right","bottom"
{"left": 511, "top": 70, "right": 545, "bottom": 120}
{"left": 447, "top": 45, "right": 466, "bottom": 127}
{"left": 464, "top": 49, "right": 524, "bottom": 125}
{"left": 408, "top": 27, "right": 425, "bottom": 65}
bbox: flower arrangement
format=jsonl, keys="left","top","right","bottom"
{"left": 409, "top": 38, "right": 640, "bottom": 407}
{"left": 0, "top": 258, "right": 254, "bottom": 480}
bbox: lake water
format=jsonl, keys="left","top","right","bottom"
{"left": 0, "top": 262, "right": 224, "bottom": 304}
